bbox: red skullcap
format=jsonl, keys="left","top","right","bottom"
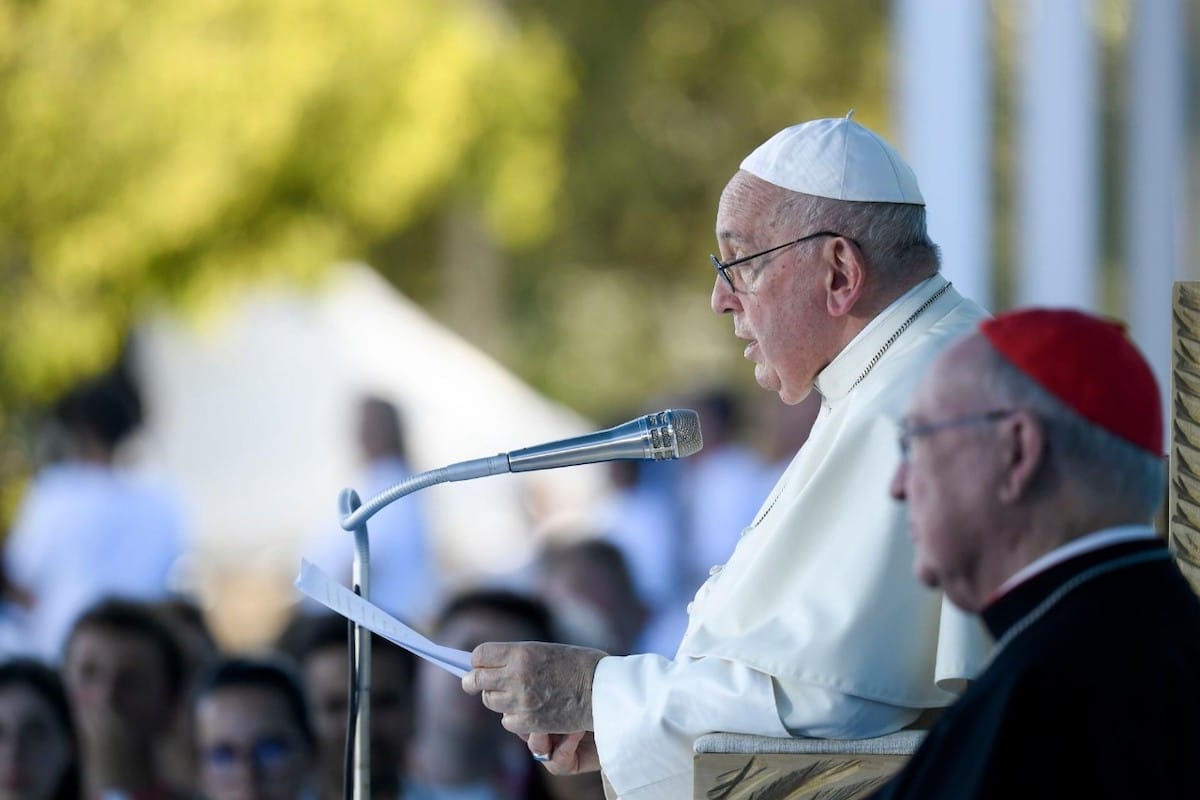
{"left": 979, "top": 308, "right": 1162, "bottom": 456}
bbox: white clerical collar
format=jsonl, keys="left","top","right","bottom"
{"left": 993, "top": 524, "right": 1160, "bottom": 598}
{"left": 814, "top": 274, "right": 951, "bottom": 401}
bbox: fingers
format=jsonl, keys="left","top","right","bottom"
{"left": 528, "top": 732, "right": 554, "bottom": 763}
{"left": 463, "top": 661, "right": 519, "bottom": 696}
{"left": 537, "top": 731, "right": 596, "bottom": 776}
{"left": 528, "top": 731, "right": 554, "bottom": 759}
{"left": 470, "top": 641, "right": 512, "bottom": 667}
{"left": 462, "top": 642, "right": 524, "bottom": 695}
{"left": 463, "top": 668, "right": 505, "bottom": 695}
{"left": 558, "top": 730, "right": 586, "bottom": 757}
{"left": 500, "top": 711, "right": 536, "bottom": 736}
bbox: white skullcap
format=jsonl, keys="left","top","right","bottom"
{"left": 739, "top": 111, "right": 924, "bottom": 205}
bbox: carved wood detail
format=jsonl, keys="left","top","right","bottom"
{"left": 694, "top": 753, "right": 906, "bottom": 800}
{"left": 1171, "top": 282, "right": 1200, "bottom": 595}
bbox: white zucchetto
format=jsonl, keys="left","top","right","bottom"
{"left": 740, "top": 111, "right": 925, "bottom": 205}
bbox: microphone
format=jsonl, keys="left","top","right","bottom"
{"left": 339, "top": 409, "right": 702, "bottom": 531}
{"left": 507, "top": 408, "right": 703, "bottom": 471}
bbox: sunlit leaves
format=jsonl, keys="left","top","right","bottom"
{"left": 0, "top": 0, "right": 571, "bottom": 407}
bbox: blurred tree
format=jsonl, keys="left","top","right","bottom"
{"left": 0, "top": 0, "right": 572, "bottom": 519}
{"left": 0, "top": 0, "right": 893, "bottom": 522}
{"left": 0, "top": 0, "right": 573, "bottom": 411}
{"left": 497, "top": 0, "right": 892, "bottom": 417}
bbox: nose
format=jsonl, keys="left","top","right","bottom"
{"left": 711, "top": 275, "right": 737, "bottom": 314}
{"left": 889, "top": 459, "right": 908, "bottom": 502}
{"left": 80, "top": 675, "right": 118, "bottom": 709}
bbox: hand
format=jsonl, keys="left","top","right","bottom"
{"left": 462, "top": 641, "right": 606, "bottom": 734}
{"left": 527, "top": 731, "right": 601, "bottom": 775}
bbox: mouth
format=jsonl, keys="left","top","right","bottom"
{"left": 739, "top": 336, "right": 759, "bottom": 360}
{"left": 733, "top": 322, "right": 758, "bottom": 360}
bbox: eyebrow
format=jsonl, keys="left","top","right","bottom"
{"left": 716, "top": 230, "right": 749, "bottom": 245}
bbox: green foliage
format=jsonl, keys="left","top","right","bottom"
{"left": 504, "top": 0, "right": 892, "bottom": 416}
{"left": 0, "top": 0, "right": 892, "bottom": 525}
{"left": 0, "top": 0, "right": 572, "bottom": 410}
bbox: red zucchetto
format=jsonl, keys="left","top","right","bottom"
{"left": 979, "top": 308, "right": 1163, "bottom": 456}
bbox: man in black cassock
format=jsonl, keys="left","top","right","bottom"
{"left": 871, "top": 307, "right": 1200, "bottom": 800}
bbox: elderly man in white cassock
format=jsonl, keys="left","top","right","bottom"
{"left": 462, "top": 113, "right": 993, "bottom": 800}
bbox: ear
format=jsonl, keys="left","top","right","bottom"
{"left": 997, "top": 410, "right": 1045, "bottom": 503}
{"left": 823, "top": 237, "right": 866, "bottom": 317}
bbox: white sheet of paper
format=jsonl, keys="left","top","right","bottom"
{"left": 294, "top": 559, "right": 472, "bottom": 677}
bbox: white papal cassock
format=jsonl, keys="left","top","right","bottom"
{"left": 592, "top": 274, "right": 994, "bottom": 799}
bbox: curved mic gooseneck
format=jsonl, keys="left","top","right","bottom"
{"left": 338, "top": 409, "right": 702, "bottom": 800}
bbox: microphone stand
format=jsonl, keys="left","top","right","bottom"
{"left": 334, "top": 409, "right": 700, "bottom": 800}
{"left": 339, "top": 489, "right": 371, "bottom": 800}
{"left": 337, "top": 456, "right": 510, "bottom": 800}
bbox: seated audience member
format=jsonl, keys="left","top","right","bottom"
{"left": 6, "top": 366, "right": 187, "bottom": 662}
{"left": 677, "top": 387, "right": 770, "bottom": 600}
{"left": 61, "top": 597, "right": 187, "bottom": 800}
{"left": 301, "top": 395, "right": 440, "bottom": 626}
{"left": 871, "top": 308, "right": 1200, "bottom": 799}
{"left": 529, "top": 542, "right": 642, "bottom": 800}
{"left": 591, "top": 441, "right": 687, "bottom": 659}
{"left": 276, "top": 613, "right": 415, "bottom": 800}
{"left": 533, "top": 538, "right": 647, "bottom": 656}
{"left": 0, "top": 558, "right": 35, "bottom": 660}
{"left": 193, "top": 656, "right": 317, "bottom": 800}
{"left": 155, "top": 597, "right": 222, "bottom": 796}
{"left": 0, "top": 657, "right": 80, "bottom": 800}
{"left": 407, "top": 591, "right": 556, "bottom": 800}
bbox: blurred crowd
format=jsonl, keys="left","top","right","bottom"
{"left": 0, "top": 362, "right": 820, "bottom": 800}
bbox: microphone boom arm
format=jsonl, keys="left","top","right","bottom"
{"left": 339, "top": 408, "right": 701, "bottom": 532}
{"left": 339, "top": 455, "right": 509, "bottom": 532}
{"left": 335, "top": 407, "right": 700, "bottom": 800}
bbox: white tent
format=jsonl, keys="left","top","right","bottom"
{"left": 130, "top": 263, "right": 608, "bottom": 646}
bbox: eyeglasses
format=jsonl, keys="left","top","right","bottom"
{"left": 710, "top": 230, "right": 851, "bottom": 291}
{"left": 203, "top": 736, "right": 296, "bottom": 777}
{"left": 897, "top": 410, "right": 1015, "bottom": 460}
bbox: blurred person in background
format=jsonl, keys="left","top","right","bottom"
{"left": 677, "top": 387, "right": 770, "bottom": 595}
{"left": 462, "top": 115, "right": 993, "bottom": 799}
{"left": 61, "top": 597, "right": 187, "bottom": 800}
{"left": 302, "top": 395, "right": 440, "bottom": 627}
{"left": 0, "top": 556, "right": 35, "bottom": 662}
{"left": 154, "top": 597, "right": 223, "bottom": 798}
{"left": 5, "top": 361, "right": 188, "bottom": 661}
{"left": 590, "top": 454, "right": 687, "bottom": 658}
{"left": 0, "top": 657, "right": 80, "bottom": 800}
{"left": 529, "top": 541, "right": 640, "bottom": 800}
{"left": 276, "top": 612, "right": 415, "bottom": 800}
{"left": 532, "top": 538, "right": 646, "bottom": 658}
{"left": 193, "top": 656, "right": 317, "bottom": 800}
{"left": 407, "top": 590, "right": 556, "bottom": 800}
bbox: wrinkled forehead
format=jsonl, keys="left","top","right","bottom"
{"left": 716, "top": 171, "right": 790, "bottom": 240}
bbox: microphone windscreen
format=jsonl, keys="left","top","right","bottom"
{"left": 670, "top": 409, "right": 704, "bottom": 457}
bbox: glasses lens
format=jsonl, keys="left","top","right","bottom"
{"left": 204, "top": 745, "right": 238, "bottom": 772}
{"left": 253, "top": 738, "right": 293, "bottom": 771}
{"left": 204, "top": 738, "right": 294, "bottom": 775}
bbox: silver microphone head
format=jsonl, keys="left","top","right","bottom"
{"left": 653, "top": 408, "right": 703, "bottom": 459}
